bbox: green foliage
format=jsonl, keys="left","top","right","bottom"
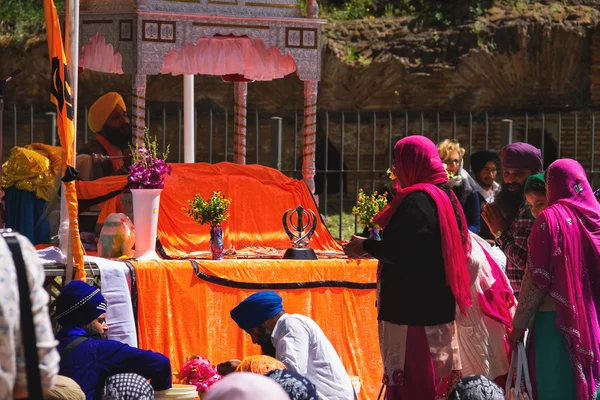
{"left": 323, "top": 0, "right": 487, "bottom": 23}
{"left": 470, "top": 2, "right": 485, "bottom": 17}
{"left": 550, "top": 3, "right": 564, "bottom": 15}
{"left": 384, "top": 4, "right": 400, "bottom": 17}
{"left": 297, "top": 0, "right": 309, "bottom": 16}
{"left": 324, "top": 212, "right": 355, "bottom": 241}
{"left": 389, "top": 0, "right": 482, "bottom": 27}
{"left": 345, "top": 44, "right": 357, "bottom": 62}
{"left": 512, "top": 0, "right": 530, "bottom": 13}
{"left": 326, "top": 0, "right": 373, "bottom": 20}
{"left": 0, "top": 0, "right": 64, "bottom": 42}
{"left": 343, "top": 44, "right": 371, "bottom": 66}
{"left": 185, "top": 191, "right": 232, "bottom": 226}
{"left": 129, "top": 128, "right": 171, "bottom": 166}
{"left": 351, "top": 189, "right": 388, "bottom": 229}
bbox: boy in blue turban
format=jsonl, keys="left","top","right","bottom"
{"left": 55, "top": 281, "right": 172, "bottom": 400}
{"left": 229, "top": 291, "right": 356, "bottom": 400}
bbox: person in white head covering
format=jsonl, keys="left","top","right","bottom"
{"left": 203, "top": 372, "right": 290, "bottom": 400}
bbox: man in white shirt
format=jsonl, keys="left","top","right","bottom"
{"left": 470, "top": 149, "right": 501, "bottom": 241}
{"left": 230, "top": 291, "right": 355, "bottom": 400}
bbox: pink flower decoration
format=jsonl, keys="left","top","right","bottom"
{"left": 178, "top": 355, "right": 221, "bottom": 393}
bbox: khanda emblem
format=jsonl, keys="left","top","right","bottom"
{"left": 50, "top": 56, "right": 74, "bottom": 121}
{"left": 282, "top": 206, "right": 318, "bottom": 248}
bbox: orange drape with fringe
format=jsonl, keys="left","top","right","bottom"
{"left": 134, "top": 259, "right": 380, "bottom": 400}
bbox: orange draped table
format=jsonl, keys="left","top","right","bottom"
{"left": 133, "top": 258, "right": 380, "bottom": 400}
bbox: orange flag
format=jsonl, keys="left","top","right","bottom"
{"left": 43, "top": 0, "right": 85, "bottom": 280}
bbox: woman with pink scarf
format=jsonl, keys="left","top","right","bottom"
{"left": 344, "top": 136, "right": 472, "bottom": 399}
{"left": 456, "top": 232, "right": 515, "bottom": 380}
{"left": 509, "top": 159, "right": 600, "bottom": 400}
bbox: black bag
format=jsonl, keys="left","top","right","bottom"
{"left": 2, "top": 231, "right": 43, "bottom": 399}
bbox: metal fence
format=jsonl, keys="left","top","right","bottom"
{"left": 3, "top": 103, "right": 599, "bottom": 240}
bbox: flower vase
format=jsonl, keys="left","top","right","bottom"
{"left": 210, "top": 224, "right": 224, "bottom": 260}
{"left": 369, "top": 227, "right": 381, "bottom": 241}
{"left": 131, "top": 188, "right": 162, "bottom": 260}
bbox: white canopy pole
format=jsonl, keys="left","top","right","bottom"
{"left": 61, "top": 0, "right": 80, "bottom": 283}
{"left": 183, "top": 74, "right": 195, "bottom": 163}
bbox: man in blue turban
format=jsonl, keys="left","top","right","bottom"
{"left": 55, "top": 281, "right": 172, "bottom": 400}
{"left": 229, "top": 291, "right": 356, "bottom": 400}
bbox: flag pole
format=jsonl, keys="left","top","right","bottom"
{"left": 62, "top": 0, "right": 79, "bottom": 284}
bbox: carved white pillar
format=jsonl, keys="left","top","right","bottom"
{"left": 233, "top": 82, "right": 248, "bottom": 164}
{"left": 303, "top": 80, "right": 318, "bottom": 195}
{"left": 184, "top": 74, "right": 195, "bottom": 163}
{"left": 132, "top": 74, "right": 147, "bottom": 146}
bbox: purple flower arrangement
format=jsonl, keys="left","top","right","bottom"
{"left": 128, "top": 130, "right": 172, "bottom": 189}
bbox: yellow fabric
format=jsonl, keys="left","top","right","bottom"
{"left": 2, "top": 144, "right": 62, "bottom": 201}
{"left": 43, "top": 0, "right": 85, "bottom": 280}
{"left": 88, "top": 92, "right": 126, "bottom": 133}
{"left": 135, "top": 259, "right": 381, "bottom": 400}
{"left": 235, "top": 356, "right": 286, "bottom": 374}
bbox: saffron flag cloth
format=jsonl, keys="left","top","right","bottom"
{"left": 157, "top": 162, "right": 341, "bottom": 258}
{"left": 133, "top": 258, "right": 380, "bottom": 400}
{"left": 75, "top": 175, "right": 129, "bottom": 224}
{"left": 43, "top": 0, "right": 85, "bottom": 280}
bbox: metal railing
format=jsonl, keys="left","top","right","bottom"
{"left": 3, "top": 103, "right": 599, "bottom": 240}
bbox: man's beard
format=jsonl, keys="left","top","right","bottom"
{"left": 494, "top": 182, "right": 525, "bottom": 224}
{"left": 256, "top": 326, "right": 276, "bottom": 358}
{"left": 478, "top": 177, "right": 494, "bottom": 190}
{"left": 101, "top": 123, "right": 132, "bottom": 150}
{"left": 82, "top": 322, "right": 107, "bottom": 339}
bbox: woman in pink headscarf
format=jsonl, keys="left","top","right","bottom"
{"left": 344, "top": 136, "right": 472, "bottom": 400}
{"left": 509, "top": 159, "right": 600, "bottom": 400}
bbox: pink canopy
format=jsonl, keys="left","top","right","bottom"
{"left": 79, "top": 33, "right": 124, "bottom": 74}
{"left": 160, "top": 36, "right": 297, "bottom": 81}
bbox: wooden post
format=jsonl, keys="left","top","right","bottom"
{"left": 132, "top": 74, "right": 147, "bottom": 146}
{"left": 303, "top": 80, "right": 318, "bottom": 195}
{"left": 233, "top": 82, "right": 248, "bottom": 164}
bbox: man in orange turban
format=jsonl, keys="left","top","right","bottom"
{"left": 77, "top": 92, "right": 132, "bottom": 181}
{"left": 76, "top": 93, "right": 132, "bottom": 234}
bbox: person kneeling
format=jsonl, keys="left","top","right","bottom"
{"left": 55, "top": 281, "right": 172, "bottom": 400}
{"left": 230, "top": 291, "right": 355, "bottom": 400}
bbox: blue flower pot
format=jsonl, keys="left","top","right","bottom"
{"left": 369, "top": 227, "right": 381, "bottom": 241}
{"left": 210, "top": 224, "right": 224, "bottom": 260}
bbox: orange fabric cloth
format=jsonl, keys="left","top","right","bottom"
{"left": 158, "top": 162, "right": 341, "bottom": 258}
{"left": 43, "top": 0, "right": 85, "bottom": 280}
{"left": 95, "top": 134, "right": 124, "bottom": 172}
{"left": 134, "top": 259, "right": 380, "bottom": 400}
{"left": 235, "top": 355, "right": 286, "bottom": 374}
{"left": 75, "top": 175, "right": 128, "bottom": 224}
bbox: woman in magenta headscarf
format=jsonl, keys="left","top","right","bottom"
{"left": 344, "top": 136, "right": 472, "bottom": 399}
{"left": 509, "top": 159, "right": 600, "bottom": 400}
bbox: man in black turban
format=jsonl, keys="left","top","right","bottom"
{"left": 469, "top": 149, "right": 500, "bottom": 241}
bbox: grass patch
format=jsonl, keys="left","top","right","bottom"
{"left": 324, "top": 212, "right": 359, "bottom": 241}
